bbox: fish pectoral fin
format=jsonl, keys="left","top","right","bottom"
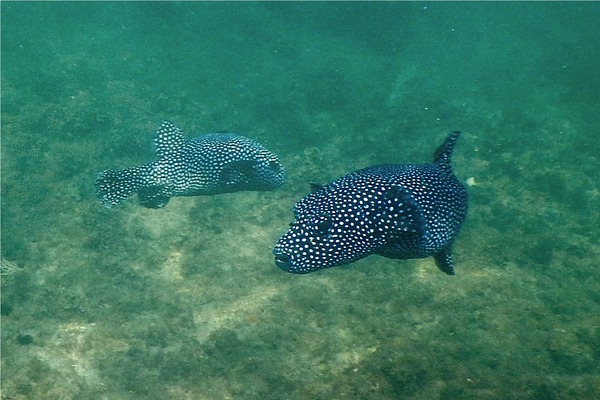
{"left": 220, "top": 160, "right": 258, "bottom": 185}
{"left": 434, "top": 247, "right": 456, "bottom": 275}
{"left": 375, "top": 185, "right": 427, "bottom": 237}
{"left": 137, "top": 185, "right": 171, "bottom": 209}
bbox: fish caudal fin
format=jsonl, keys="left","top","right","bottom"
{"left": 94, "top": 166, "right": 150, "bottom": 208}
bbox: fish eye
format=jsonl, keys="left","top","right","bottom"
{"left": 268, "top": 158, "right": 279, "bottom": 169}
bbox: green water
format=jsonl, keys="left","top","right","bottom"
{"left": 1, "top": 2, "right": 599, "bottom": 399}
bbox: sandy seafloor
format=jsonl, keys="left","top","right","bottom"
{"left": 1, "top": 2, "right": 599, "bottom": 399}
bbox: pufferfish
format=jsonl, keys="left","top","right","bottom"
{"left": 95, "top": 121, "right": 285, "bottom": 208}
{"left": 273, "top": 131, "right": 468, "bottom": 275}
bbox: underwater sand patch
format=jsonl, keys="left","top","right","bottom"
{"left": 192, "top": 286, "right": 280, "bottom": 343}
{"left": 34, "top": 322, "right": 103, "bottom": 389}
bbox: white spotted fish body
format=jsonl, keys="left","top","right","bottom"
{"left": 273, "top": 131, "right": 467, "bottom": 275}
{"left": 95, "top": 121, "right": 285, "bottom": 208}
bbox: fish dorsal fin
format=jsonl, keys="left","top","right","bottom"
{"left": 153, "top": 121, "right": 185, "bottom": 159}
{"left": 433, "top": 131, "right": 461, "bottom": 167}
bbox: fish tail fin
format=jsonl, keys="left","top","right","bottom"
{"left": 94, "top": 165, "right": 151, "bottom": 208}
{"left": 433, "top": 131, "right": 461, "bottom": 167}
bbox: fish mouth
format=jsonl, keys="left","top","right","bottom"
{"left": 273, "top": 250, "right": 292, "bottom": 271}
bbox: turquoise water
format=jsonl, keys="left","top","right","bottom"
{"left": 2, "top": 2, "right": 599, "bottom": 399}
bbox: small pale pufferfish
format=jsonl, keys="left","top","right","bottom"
{"left": 95, "top": 121, "right": 285, "bottom": 208}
